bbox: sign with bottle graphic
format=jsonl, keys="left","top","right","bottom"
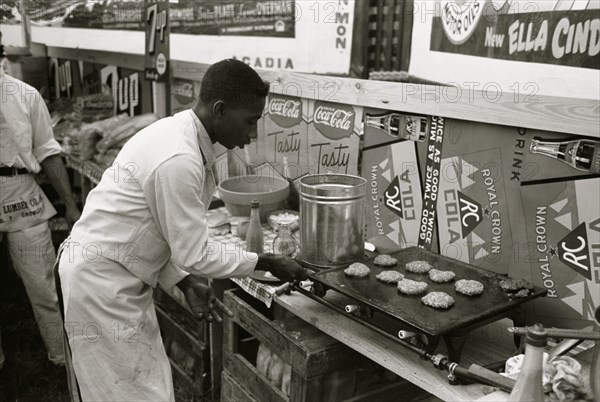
{"left": 364, "top": 110, "right": 429, "bottom": 147}
{"left": 260, "top": 94, "right": 309, "bottom": 179}
{"left": 361, "top": 141, "right": 423, "bottom": 253}
{"left": 144, "top": 0, "right": 170, "bottom": 82}
{"left": 436, "top": 149, "right": 515, "bottom": 275}
{"left": 171, "top": 78, "right": 199, "bottom": 114}
{"left": 307, "top": 100, "right": 362, "bottom": 175}
{"left": 521, "top": 178, "right": 600, "bottom": 329}
{"left": 529, "top": 137, "right": 600, "bottom": 175}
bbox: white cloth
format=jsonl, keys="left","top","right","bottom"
{"left": 69, "top": 109, "right": 258, "bottom": 290}
{"left": 0, "top": 74, "right": 62, "bottom": 173}
{"left": 58, "top": 240, "right": 173, "bottom": 402}
{"left": 4, "top": 222, "right": 64, "bottom": 364}
{"left": 0, "top": 173, "right": 57, "bottom": 232}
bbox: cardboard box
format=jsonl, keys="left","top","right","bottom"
{"left": 259, "top": 93, "right": 308, "bottom": 179}
{"left": 361, "top": 141, "right": 423, "bottom": 253}
{"left": 306, "top": 100, "right": 361, "bottom": 176}
{"left": 520, "top": 178, "right": 600, "bottom": 328}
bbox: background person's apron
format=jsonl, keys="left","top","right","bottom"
{"left": 0, "top": 174, "right": 56, "bottom": 232}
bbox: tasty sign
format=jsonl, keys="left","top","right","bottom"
{"left": 307, "top": 100, "right": 361, "bottom": 175}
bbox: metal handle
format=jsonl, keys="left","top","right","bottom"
{"left": 508, "top": 326, "right": 600, "bottom": 340}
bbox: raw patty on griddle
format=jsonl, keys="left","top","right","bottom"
{"left": 499, "top": 278, "right": 533, "bottom": 292}
{"left": 428, "top": 269, "right": 456, "bottom": 283}
{"left": 513, "top": 289, "right": 530, "bottom": 298}
{"left": 397, "top": 279, "right": 428, "bottom": 295}
{"left": 344, "top": 262, "right": 371, "bottom": 277}
{"left": 455, "top": 279, "right": 485, "bottom": 296}
{"left": 374, "top": 254, "right": 398, "bottom": 267}
{"left": 405, "top": 260, "right": 433, "bottom": 274}
{"left": 421, "top": 292, "right": 455, "bottom": 309}
{"left": 376, "top": 270, "right": 404, "bottom": 283}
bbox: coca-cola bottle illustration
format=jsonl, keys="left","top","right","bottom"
{"left": 364, "top": 112, "right": 427, "bottom": 142}
{"left": 529, "top": 137, "right": 600, "bottom": 174}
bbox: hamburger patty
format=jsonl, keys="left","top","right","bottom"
{"left": 455, "top": 279, "right": 485, "bottom": 296}
{"left": 405, "top": 260, "right": 433, "bottom": 274}
{"left": 376, "top": 270, "right": 404, "bottom": 283}
{"left": 421, "top": 292, "right": 455, "bottom": 309}
{"left": 428, "top": 269, "right": 456, "bottom": 283}
{"left": 344, "top": 262, "right": 371, "bottom": 277}
{"left": 374, "top": 254, "right": 398, "bottom": 267}
{"left": 397, "top": 279, "right": 428, "bottom": 295}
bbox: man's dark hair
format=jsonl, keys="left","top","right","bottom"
{"left": 200, "top": 59, "right": 269, "bottom": 108}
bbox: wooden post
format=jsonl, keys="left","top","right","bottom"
{"left": 349, "top": 0, "right": 370, "bottom": 78}
{"left": 152, "top": 81, "right": 169, "bottom": 118}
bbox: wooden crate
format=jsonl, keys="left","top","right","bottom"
{"left": 154, "top": 286, "right": 210, "bottom": 396}
{"left": 222, "top": 369, "right": 260, "bottom": 402}
{"left": 222, "top": 288, "right": 415, "bottom": 402}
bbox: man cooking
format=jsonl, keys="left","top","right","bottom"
{"left": 56, "top": 59, "right": 308, "bottom": 401}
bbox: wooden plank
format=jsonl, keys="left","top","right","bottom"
{"left": 172, "top": 59, "right": 210, "bottom": 81}
{"left": 209, "top": 278, "right": 232, "bottom": 401}
{"left": 155, "top": 305, "right": 206, "bottom": 353}
{"left": 45, "top": 48, "right": 599, "bottom": 137}
{"left": 374, "top": 0, "right": 385, "bottom": 71}
{"left": 273, "top": 292, "right": 505, "bottom": 402}
{"left": 346, "top": 381, "right": 435, "bottom": 402}
{"left": 169, "top": 357, "right": 196, "bottom": 391}
{"left": 383, "top": 0, "right": 396, "bottom": 71}
{"left": 154, "top": 286, "right": 205, "bottom": 341}
{"left": 399, "top": 0, "right": 414, "bottom": 72}
{"left": 222, "top": 369, "right": 261, "bottom": 402}
{"left": 223, "top": 350, "right": 287, "bottom": 402}
{"left": 349, "top": 0, "right": 370, "bottom": 79}
{"left": 263, "top": 72, "right": 600, "bottom": 138}
{"left": 173, "top": 62, "right": 599, "bottom": 137}
{"left": 46, "top": 46, "right": 144, "bottom": 71}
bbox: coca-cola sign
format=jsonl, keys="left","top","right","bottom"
{"left": 313, "top": 101, "right": 355, "bottom": 140}
{"left": 172, "top": 79, "right": 196, "bottom": 105}
{"left": 267, "top": 94, "right": 302, "bottom": 128}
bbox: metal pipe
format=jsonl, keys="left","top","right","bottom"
{"left": 508, "top": 327, "right": 600, "bottom": 340}
{"left": 398, "top": 330, "right": 417, "bottom": 340}
{"left": 291, "top": 283, "right": 430, "bottom": 359}
{"left": 290, "top": 282, "right": 515, "bottom": 390}
{"left": 345, "top": 304, "right": 360, "bottom": 313}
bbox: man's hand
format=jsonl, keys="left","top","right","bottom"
{"left": 176, "top": 276, "right": 233, "bottom": 323}
{"left": 257, "top": 254, "right": 309, "bottom": 282}
{"left": 64, "top": 204, "right": 81, "bottom": 229}
{"left": 40, "top": 155, "right": 80, "bottom": 229}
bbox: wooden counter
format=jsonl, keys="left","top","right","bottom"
{"left": 272, "top": 290, "right": 593, "bottom": 402}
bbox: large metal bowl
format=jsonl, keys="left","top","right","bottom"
{"left": 218, "top": 175, "right": 289, "bottom": 222}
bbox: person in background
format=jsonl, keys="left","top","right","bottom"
{"left": 56, "top": 59, "right": 308, "bottom": 401}
{"left": 0, "top": 41, "right": 81, "bottom": 370}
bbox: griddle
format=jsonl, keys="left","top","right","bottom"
{"left": 309, "top": 247, "right": 547, "bottom": 339}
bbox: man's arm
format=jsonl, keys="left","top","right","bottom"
{"left": 28, "top": 87, "right": 81, "bottom": 227}
{"left": 40, "top": 154, "right": 81, "bottom": 227}
{"left": 148, "top": 155, "right": 307, "bottom": 281}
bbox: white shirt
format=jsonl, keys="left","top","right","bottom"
{"left": 70, "top": 110, "right": 258, "bottom": 289}
{"left": 0, "top": 74, "right": 62, "bottom": 173}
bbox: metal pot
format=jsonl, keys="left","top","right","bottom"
{"left": 298, "top": 174, "right": 367, "bottom": 268}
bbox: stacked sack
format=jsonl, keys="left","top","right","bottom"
{"left": 70, "top": 113, "right": 158, "bottom": 167}
{"left": 256, "top": 343, "right": 292, "bottom": 396}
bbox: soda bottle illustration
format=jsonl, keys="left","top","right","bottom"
{"left": 364, "top": 112, "right": 427, "bottom": 142}
{"left": 529, "top": 137, "right": 600, "bottom": 174}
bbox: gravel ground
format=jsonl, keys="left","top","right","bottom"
{"left": 0, "top": 243, "right": 70, "bottom": 402}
